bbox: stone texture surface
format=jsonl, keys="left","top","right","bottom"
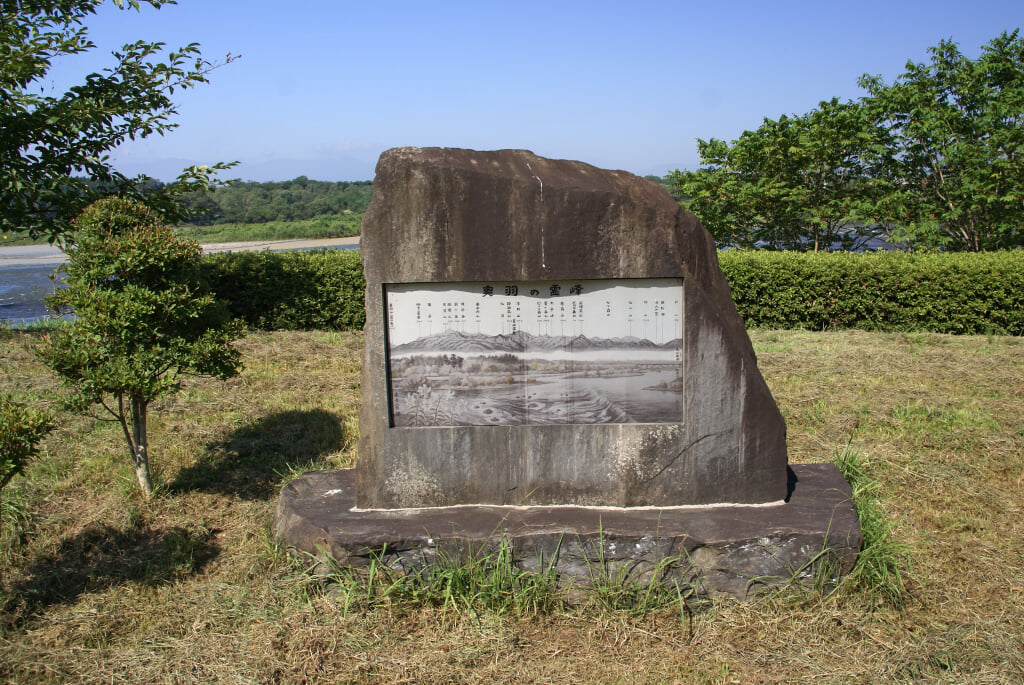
{"left": 275, "top": 464, "right": 861, "bottom": 601}
{"left": 357, "top": 147, "right": 788, "bottom": 508}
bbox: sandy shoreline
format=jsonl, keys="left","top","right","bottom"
{"left": 0, "top": 235, "right": 360, "bottom": 266}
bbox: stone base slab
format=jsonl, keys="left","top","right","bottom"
{"left": 275, "top": 464, "right": 861, "bottom": 600}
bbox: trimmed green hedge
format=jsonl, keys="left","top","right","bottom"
{"left": 200, "top": 249, "right": 1024, "bottom": 335}
{"left": 719, "top": 251, "right": 1024, "bottom": 335}
{"left": 200, "top": 249, "right": 365, "bottom": 331}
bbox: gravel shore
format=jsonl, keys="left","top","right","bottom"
{"left": 0, "top": 235, "right": 360, "bottom": 266}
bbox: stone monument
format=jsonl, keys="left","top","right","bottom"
{"left": 276, "top": 147, "right": 861, "bottom": 599}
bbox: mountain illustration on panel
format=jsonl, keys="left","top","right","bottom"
{"left": 390, "top": 329, "right": 682, "bottom": 355}
{"left": 389, "top": 330, "right": 682, "bottom": 427}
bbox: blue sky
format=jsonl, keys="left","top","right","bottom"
{"left": 47, "top": 0, "right": 1023, "bottom": 182}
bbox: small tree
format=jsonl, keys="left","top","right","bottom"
{"left": 0, "top": 393, "right": 51, "bottom": 499}
{"left": 37, "top": 197, "right": 242, "bottom": 496}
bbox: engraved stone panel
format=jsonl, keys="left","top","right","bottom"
{"left": 385, "top": 278, "right": 683, "bottom": 427}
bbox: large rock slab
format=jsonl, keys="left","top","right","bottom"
{"left": 276, "top": 464, "right": 861, "bottom": 601}
{"left": 357, "top": 147, "right": 788, "bottom": 508}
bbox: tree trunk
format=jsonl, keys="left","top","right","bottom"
{"left": 130, "top": 396, "right": 153, "bottom": 497}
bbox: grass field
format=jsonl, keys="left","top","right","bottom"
{"left": 176, "top": 214, "right": 363, "bottom": 243}
{"left": 1, "top": 328, "right": 1022, "bottom": 683}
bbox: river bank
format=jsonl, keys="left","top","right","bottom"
{"left": 0, "top": 236, "right": 361, "bottom": 267}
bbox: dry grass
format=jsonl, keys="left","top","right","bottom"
{"left": 1, "top": 327, "right": 1022, "bottom": 683}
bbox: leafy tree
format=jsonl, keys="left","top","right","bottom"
{"left": 859, "top": 30, "right": 1024, "bottom": 251}
{"left": 672, "top": 98, "right": 881, "bottom": 250}
{"left": 0, "top": 393, "right": 51, "bottom": 498}
{"left": 643, "top": 174, "right": 689, "bottom": 204}
{"left": 37, "top": 198, "right": 242, "bottom": 496}
{"left": 670, "top": 138, "right": 753, "bottom": 247}
{"left": 1, "top": 0, "right": 237, "bottom": 242}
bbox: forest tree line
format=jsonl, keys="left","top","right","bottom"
{"left": 176, "top": 177, "right": 374, "bottom": 225}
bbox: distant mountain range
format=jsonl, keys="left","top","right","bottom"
{"left": 391, "top": 329, "right": 680, "bottom": 354}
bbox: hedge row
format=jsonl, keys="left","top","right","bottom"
{"left": 200, "top": 249, "right": 365, "bottom": 331}
{"left": 200, "top": 249, "right": 1024, "bottom": 335}
{"left": 718, "top": 250, "right": 1024, "bottom": 335}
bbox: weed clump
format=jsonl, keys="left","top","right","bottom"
{"left": 834, "top": 440, "right": 911, "bottom": 608}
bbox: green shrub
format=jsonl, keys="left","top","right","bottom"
{"left": 201, "top": 249, "right": 366, "bottom": 331}
{"left": 1, "top": 393, "right": 51, "bottom": 496}
{"left": 719, "top": 250, "right": 1024, "bottom": 335}
{"left": 200, "top": 249, "right": 1023, "bottom": 335}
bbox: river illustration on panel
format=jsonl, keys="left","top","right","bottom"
{"left": 385, "top": 278, "right": 683, "bottom": 426}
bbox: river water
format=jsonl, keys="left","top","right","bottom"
{"left": 0, "top": 263, "right": 65, "bottom": 324}
{"left": 0, "top": 245, "right": 358, "bottom": 325}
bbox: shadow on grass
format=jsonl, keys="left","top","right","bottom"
{"left": 169, "top": 409, "right": 346, "bottom": 500}
{"left": 7, "top": 522, "right": 218, "bottom": 615}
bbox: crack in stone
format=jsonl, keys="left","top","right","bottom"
{"left": 638, "top": 429, "right": 729, "bottom": 487}
{"left": 525, "top": 162, "right": 545, "bottom": 269}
